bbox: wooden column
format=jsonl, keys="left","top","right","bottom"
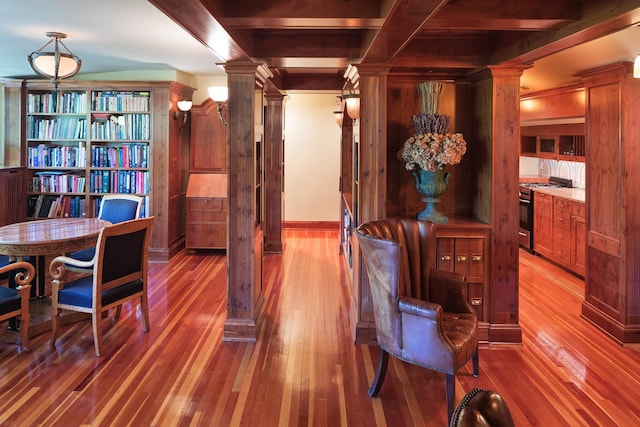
{"left": 471, "top": 66, "right": 526, "bottom": 344}
{"left": 351, "top": 65, "right": 390, "bottom": 343}
{"left": 578, "top": 62, "right": 640, "bottom": 344}
{"left": 263, "top": 91, "right": 285, "bottom": 253}
{"left": 223, "top": 62, "right": 267, "bottom": 341}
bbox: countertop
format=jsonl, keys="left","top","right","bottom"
{"left": 533, "top": 186, "right": 585, "bottom": 203}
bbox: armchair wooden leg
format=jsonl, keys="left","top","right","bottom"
{"left": 472, "top": 348, "right": 479, "bottom": 377}
{"left": 50, "top": 308, "right": 60, "bottom": 349}
{"left": 446, "top": 373, "right": 455, "bottom": 425}
{"left": 92, "top": 311, "right": 103, "bottom": 357}
{"left": 368, "top": 348, "right": 389, "bottom": 397}
{"left": 20, "top": 314, "right": 30, "bottom": 352}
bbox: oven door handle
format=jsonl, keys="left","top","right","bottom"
{"left": 519, "top": 198, "right": 531, "bottom": 205}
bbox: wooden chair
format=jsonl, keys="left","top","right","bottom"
{"left": 356, "top": 218, "right": 479, "bottom": 424}
{"left": 49, "top": 217, "right": 154, "bottom": 357}
{"left": 0, "top": 260, "right": 35, "bottom": 351}
{"left": 66, "top": 194, "right": 143, "bottom": 272}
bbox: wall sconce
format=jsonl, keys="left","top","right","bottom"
{"left": 208, "top": 86, "right": 228, "bottom": 126}
{"left": 333, "top": 110, "right": 343, "bottom": 127}
{"left": 174, "top": 100, "right": 192, "bottom": 124}
{"left": 28, "top": 32, "right": 82, "bottom": 87}
{"left": 634, "top": 54, "right": 640, "bottom": 78}
{"left": 343, "top": 93, "right": 360, "bottom": 120}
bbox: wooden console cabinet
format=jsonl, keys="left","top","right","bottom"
{"left": 435, "top": 223, "right": 490, "bottom": 325}
{"left": 185, "top": 174, "right": 227, "bottom": 249}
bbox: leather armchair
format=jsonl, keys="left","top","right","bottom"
{"left": 450, "top": 388, "right": 515, "bottom": 427}
{"left": 356, "top": 218, "right": 479, "bottom": 424}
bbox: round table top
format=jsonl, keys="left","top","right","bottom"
{"left": 0, "top": 218, "right": 110, "bottom": 257}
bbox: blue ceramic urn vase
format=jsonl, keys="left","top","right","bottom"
{"left": 413, "top": 168, "right": 450, "bottom": 223}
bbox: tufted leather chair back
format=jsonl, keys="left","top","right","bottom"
{"left": 357, "top": 218, "right": 437, "bottom": 353}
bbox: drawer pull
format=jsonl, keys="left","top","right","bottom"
{"left": 441, "top": 255, "right": 451, "bottom": 262}
{"left": 472, "top": 255, "right": 482, "bottom": 262}
{"left": 457, "top": 255, "right": 467, "bottom": 263}
{"left": 471, "top": 298, "right": 482, "bottom": 306}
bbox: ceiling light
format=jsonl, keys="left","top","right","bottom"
{"left": 28, "top": 32, "right": 81, "bottom": 87}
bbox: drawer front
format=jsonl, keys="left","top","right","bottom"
{"left": 468, "top": 282, "right": 484, "bottom": 321}
{"left": 571, "top": 201, "right": 585, "bottom": 217}
{"left": 188, "top": 198, "right": 226, "bottom": 211}
{"left": 186, "top": 223, "right": 226, "bottom": 248}
{"left": 436, "top": 238, "right": 455, "bottom": 272}
{"left": 554, "top": 197, "right": 571, "bottom": 211}
{"left": 187, "top": 211, "right": 227, "bottom": 222}
{"left": 554, "top": 208, "right": 571, "bottom": 230}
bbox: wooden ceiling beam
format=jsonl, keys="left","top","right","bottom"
{"left": 220, "top": 0, "right": 381, "bottom": 19}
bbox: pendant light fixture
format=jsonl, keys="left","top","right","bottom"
{"left": 28, "top": 32, "right": 82, "bottom": 86}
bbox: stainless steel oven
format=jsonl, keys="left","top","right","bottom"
{"left": 519, "top": 186, "right": 534, "bottom": 250}
{"left": 519, "top": 176, "right": 572, "bottom": 252}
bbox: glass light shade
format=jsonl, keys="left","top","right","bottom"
{"left": 634, "top": 55, "right": 640, "bottom": 78}
{"left": 333, "top": 110, "right": 343, "bottom": 127}
{"left": 28, "top": 32, "right": 81, "bottom": 84}
{"left": 343, "top": 94, "right": 360, "bottom": 120}
{"left": 177, "top": 100, "right": 193, "bottom": 112}
{"left": 208, "top": 86, "right": 229, "bottom": 103}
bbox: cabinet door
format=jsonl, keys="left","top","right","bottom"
{"left": 533, "top": 192, "right": 553, "bottom": 256}
{"left": 571, "top": 214, "right": 586, "bottom": 277}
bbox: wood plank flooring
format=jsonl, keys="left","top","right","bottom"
{"left": 1, "top": 228, "right": 639, "bottom": 426}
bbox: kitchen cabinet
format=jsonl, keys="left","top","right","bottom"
{"left": 435, "top": 226, "right": 489, "bottom": 322}
{"left": 520, "top": 123, "right": 585, "bottom": 162}
{"left": 533, "top": 192, "right": 553, "bottom": 257}
{"left": 534, "top": 190, "right": 585, "bottom": 277}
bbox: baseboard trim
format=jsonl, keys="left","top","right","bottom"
{"left": 283, "top": 221, "right": 339, "bottom": 230}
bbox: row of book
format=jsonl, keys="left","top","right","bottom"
{"left": 91, "top": 143, "right": 148, "bottom": 168}
{"left": 91, "top": 113, "right": 150, "bottom": 140}
{"left": 26, "top": 195, "right": 85, "bottom": 218}
{"left": 89, "top": 170, "right": 149, "bottom": 194}
{"left": 29, "top": 172, "right": 86, "bottom": 193}
{"left": 27, "top": 91, "right": 87, "bottom": 114}
{"left": 27, "top": 117, "right": 87, "bottom": 140}
{"left": 27, "top": 143, "right": 87, "bottom": 168}
{"left": 91, "top": 91, "right": 151, "bottom": 112}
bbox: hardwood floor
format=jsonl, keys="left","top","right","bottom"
{"left": 1, "top": 229, "right": 639, "bottom": 426}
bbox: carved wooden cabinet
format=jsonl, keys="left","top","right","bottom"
{"left": 185, "top": 173, "right": 227, "bottom": 249}
{"left": 435, "top": 224, "right": 490, "bottom": 323}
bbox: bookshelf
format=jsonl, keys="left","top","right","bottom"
{"left": 21, "top": 80, "right": 195, "bottom": 262}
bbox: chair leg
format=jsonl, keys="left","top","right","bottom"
{"left": 92, "top": 311, "right": 103, "bottom": 357}
{"left": 368, "top": 348, "right": 389, "bottom": 397}
{"left": 472, "top": 348, "right": 479, "bottom": 377}
{"left": 20, "top": 313, "right": 30, "bottom": 352}
{"left": 50, "top": 308, "right": 60, "bottom": 349}
{"left": 446, "top": 373, "right": 455, "bottom": 425}
{"left": 140, "top": 294, "right": 150, "bottom": 332}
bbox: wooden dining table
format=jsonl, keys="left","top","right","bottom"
{"left": 0, "top": 217, "right": 110, "bottom": 337}
{"left": 0, "top": 217, "right": 110, "bottom": 297}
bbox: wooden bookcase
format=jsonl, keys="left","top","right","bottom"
{"left": 19, "top": 80, "right": 195, "bottom": 262}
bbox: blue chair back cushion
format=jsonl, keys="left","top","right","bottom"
{"left": 0, "top": 286, "right": 21, "bottom": 314}
{"left": 100, "top": 199, "right": 139, "bottom": 224}
{"left": 58, "top": 276, "right": 144, "bottom": 308}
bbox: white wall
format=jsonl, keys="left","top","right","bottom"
{"left": 284, "top": 93, "right": 342, "bottom": 222}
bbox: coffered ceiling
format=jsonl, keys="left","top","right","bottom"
{"left": 1, "top": 1, "right": 640, "bottom": 95}
{"left": 150, "top": 0, "right": 640, "bottom": 93}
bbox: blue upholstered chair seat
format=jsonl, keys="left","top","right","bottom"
{"left": 67, "top": 248, "right": 94, "bottom": 263}
{"left": 58, "top": 276, "right": 143, "bottom": 308}
{"left": 0, "top": 286, "right": 21, "bottom": 313}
